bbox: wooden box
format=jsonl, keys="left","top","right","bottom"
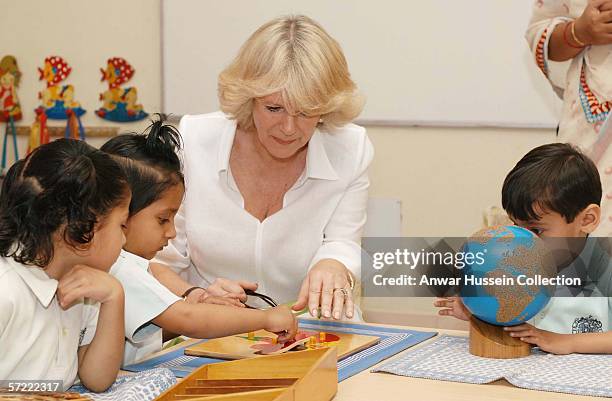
{"left": 154, "top": 347, "right": 337, "bottom": 401}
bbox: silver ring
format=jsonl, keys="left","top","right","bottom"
{"left": 333, "top": 288, "right": 350, "bottom": 297}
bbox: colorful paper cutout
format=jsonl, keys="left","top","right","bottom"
{"left": 0, "top": 55, "right": 20, "bottom": 174}
{"left": 96, "top": 57, "right": 147, "bottom": 122}
{"left": 242, "top": 330, "right": 342, "bottom": 355}
{"left": 0, "top": 55, "right": 22, "bottom": 122}
{"left": 27, "top": 108, "right": 50, "bottom": 155}
{"left": 37, "top": 56, "right": 86, "bottom": 120}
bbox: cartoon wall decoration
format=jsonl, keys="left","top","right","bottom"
{"left": 96, "top": 57, "right": 147, "bottom": 122}
{"left": 0, "top": 55, "right": 22, "bottom": 122}
{"left": 0, "top": 55, "right": 21, "bottom": 174}
{"left": 37, "top": 56, "right": 86, "bottom": 120}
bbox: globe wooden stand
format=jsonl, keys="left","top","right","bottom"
{"left": 469, "top": 316, "right": 530, "bottom": 359}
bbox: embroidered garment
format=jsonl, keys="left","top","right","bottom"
{"left": 526, "top": 0, "right": 612, "bottom": 235}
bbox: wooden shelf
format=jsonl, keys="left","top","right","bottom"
{"left": 13, "top": 126, "right": 119, "bottom": 138}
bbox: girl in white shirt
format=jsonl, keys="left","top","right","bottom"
{"left": 101, "top": 116, "right": 297, "bottom": 365}
{"left": 0, "top": 139, "right": 129, "bottom": 391}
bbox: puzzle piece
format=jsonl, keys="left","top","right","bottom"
{"left": 186, "top": 329, "right": 380, "bottom": 360}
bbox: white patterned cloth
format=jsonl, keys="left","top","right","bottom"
{"left": 71, "top": 368, "right": 176, "bottom": 401}
{"left": 373, "top": 335, "right": 612, "bottom": 398}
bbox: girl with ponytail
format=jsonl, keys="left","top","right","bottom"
{"left": 0, "top": 139, "right": 130, "bottom": 391}
{"left": 101, "top": 115, "right": 296, "bottom": 366}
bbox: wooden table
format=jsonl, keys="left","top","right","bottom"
{"left": 150, "top": 322, "right": 603, "bottom": 401}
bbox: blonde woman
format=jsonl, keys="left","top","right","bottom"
{"left": 151, "top": 15, "right": 373, "bottom": 321}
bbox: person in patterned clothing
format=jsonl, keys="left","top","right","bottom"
{"left": 526, "top": 0, "right": 612, "bottom": 236}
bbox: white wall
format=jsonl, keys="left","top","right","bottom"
{"left": 367, "top": 125, "right": 557, "bottom": 237}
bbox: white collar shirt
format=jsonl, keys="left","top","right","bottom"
{"left": 153, "top": 112, "right": 374, "bottom": 304}
{"left": 0, "top": 256, "right": 99, "bottom": 390}
{"left": 110, "top": 250, "right": 181, "bottom": 366}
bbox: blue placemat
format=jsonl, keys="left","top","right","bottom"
{"left": 124, "top": 319, "right": 437, "bottom": 382}
{"left": 373, "top": 335, "right": 612, "bottom": 398}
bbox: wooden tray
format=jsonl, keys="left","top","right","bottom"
{"left": 185, "top": 329, "right": 379, "bottom": 360}
{"left": 154, "top": 348, "right": 337, "bottom": 401}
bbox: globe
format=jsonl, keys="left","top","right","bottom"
{"left": 460, "top": 225, "right": 556, "bottom": 326}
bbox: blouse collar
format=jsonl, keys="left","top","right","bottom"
{"left": 216, "top": 121, "right": 338, "bottom": 181}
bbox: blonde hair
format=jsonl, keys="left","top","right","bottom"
{"left": 0, "top": 56, "right": 21, "bottom": 87}
{"left": 218, "top": 15, "right": 364, "bottom": 131}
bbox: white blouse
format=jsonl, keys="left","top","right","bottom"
{"left": 154, "top": 112, "right": 374, "bottom": 305}
{"left": 0, "top": 256, "right": 99, "bottom": 390}
{"left": 110, "top": 250, "right": 181, "bottom": 366}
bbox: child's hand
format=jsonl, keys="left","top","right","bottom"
{"left": 264, "top": 305, "right": 298, "bottom": 343}
{"left": 504, "top": 323, "right": 574, "bottom": 354}
{"left": 57, "top": 265, "right": 123, "bottom": 309}
{"left": 433, "top": 296, "right": 471, "bottom": 321}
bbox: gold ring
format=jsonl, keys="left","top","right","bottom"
{"left": 333, "top": 288, "right": 350, "bottom": 297}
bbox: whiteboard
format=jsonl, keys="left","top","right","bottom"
{"left": 162, "top": 0, "right": 562, "bottom": 128}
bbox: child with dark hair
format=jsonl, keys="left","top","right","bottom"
{"left": 435, "top": 143, "right": 612, "bottom": 354}
{"left": 501, "top": 142, "right": 602, "bottom": 237}
{"left": 101, "top": 116, "right": 297, "bottom": 365}
{"left": 0, "top": 139, "right": 130, "bottom": 391}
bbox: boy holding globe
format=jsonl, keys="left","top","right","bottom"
{"left": 435, "top": 143, "right": 612, "bottom": 354}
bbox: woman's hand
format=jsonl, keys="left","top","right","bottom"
{"left": 206, "top": 277, "right": 258, "bottom": 302}
{"left": 182, "top": 287, "right": 243, "bottom": 307}
{"left": 504, "top": 323, "right": 574, "bottom": 354}
{"left": 198, "top": 291, "right": 245, "bottom": 308}
{"left": 183, "top": 287, "right": 207, "bottom": 303}
{"left": 433, "top": 296, "right": 471, "bottom": 321}
{"left": 574, "top": 0, "right": 612, "bottom": 46}
{"left": 293, "top": 259, "right": 354, "bottom": 320}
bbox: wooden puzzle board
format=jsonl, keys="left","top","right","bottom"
{"left": 185, "top": 328, "right": 380, "bottom": 360}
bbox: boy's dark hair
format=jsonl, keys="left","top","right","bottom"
{"left": 502, "top": 143, "right": 602, "bottom": 223}
{"left": 0, "top": 139, "right": 130, "bottom": 267}
{"left": 100, "top": 114, "right": 183, "bottom": 216}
